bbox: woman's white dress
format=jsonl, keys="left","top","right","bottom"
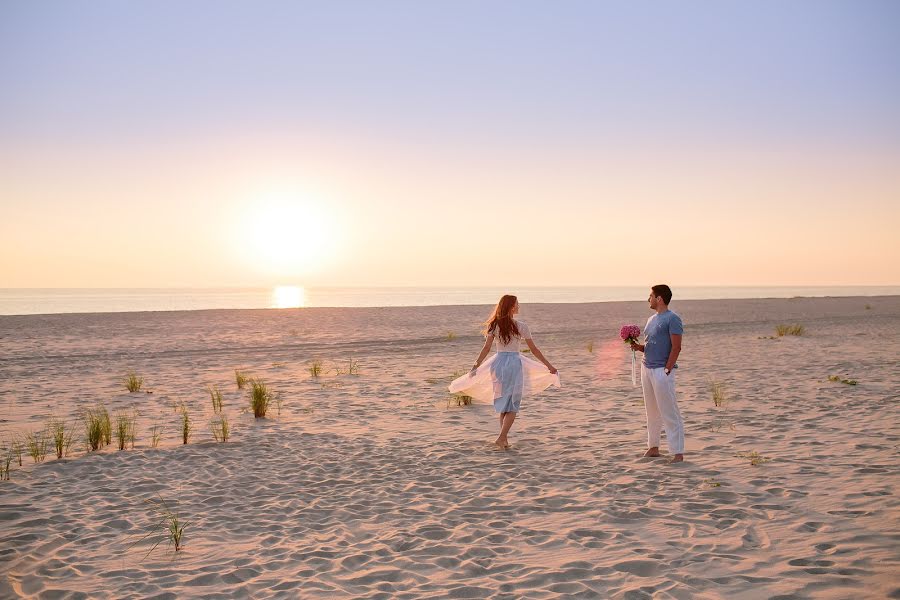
{"left": 448, "top": 320, "right": 560, "bottom": 413}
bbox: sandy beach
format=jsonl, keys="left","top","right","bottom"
{"left": 1, "top": 296, "right": 898, "bottom": 599}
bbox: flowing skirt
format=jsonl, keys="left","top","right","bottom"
{"left": 449, "top": 352, "right": 561, "bottom": 413}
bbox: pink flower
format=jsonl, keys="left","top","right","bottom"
{"left": 620, "top": 324, "right": 641, "bottom": 343}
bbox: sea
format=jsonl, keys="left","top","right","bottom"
{"left": 1, "top": 286, "right": 898, "bottom": 316}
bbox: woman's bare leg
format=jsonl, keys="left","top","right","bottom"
{"left": 495, "top": 412, "right": 516, "bottom": 448}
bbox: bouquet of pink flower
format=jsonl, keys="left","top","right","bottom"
{"left": 620, "top": 324, "right": 641, "bottom": 345}
{"left": 620, "top": 324, "right": 641, "bottom": 386}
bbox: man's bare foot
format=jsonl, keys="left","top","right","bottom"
{"left": 644, "top": 447, "right": 661, "bottom": 457}
{"left": 669, "top": 454, "right": 684, "bottom": 463}
{"left": 494, "top": 438, "right": 510, "bottom": 449}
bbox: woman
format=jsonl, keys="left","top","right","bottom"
{"left": 449, "top": 295, "right": 559, "bottom": 449}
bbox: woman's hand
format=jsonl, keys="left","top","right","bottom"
{"left": 548, "top": 366, "right": 558, "bottom": 375}
{"left": 469, "top": 365, "right": 478, "bottom": 376}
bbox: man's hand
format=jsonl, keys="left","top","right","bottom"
{"left": 630, "top": 341, "right": 644, "bottom": 352}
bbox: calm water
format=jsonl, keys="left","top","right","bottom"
{"left": 1, "top": 286, "right": 898, "bottom": 315}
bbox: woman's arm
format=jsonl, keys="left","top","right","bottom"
{"left": 525, "top": 339, "right": 557, "bottom": 374}
{"left": 470, "top": 335, "right": 494, "bottom": 374}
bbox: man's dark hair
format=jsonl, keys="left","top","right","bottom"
{"left": 651, "top": 284, "right": 673, "bottom": 304}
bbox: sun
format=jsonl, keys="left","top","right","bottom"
{"left": 241, "top": 189, "right": 340, "bottom": 277}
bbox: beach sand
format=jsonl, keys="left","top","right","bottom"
{"left": 1, "top": 296, "right": 898, "bottom": 599}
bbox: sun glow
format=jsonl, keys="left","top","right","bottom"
{"left": 240, "top": 188, "right": 341, "bottom": 278}
{"left": 272, "top": 285, "right": 305, "bottom": 308}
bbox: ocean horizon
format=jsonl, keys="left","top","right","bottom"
{"left": 1, "top": 285, "right": 898, "bottom": 316}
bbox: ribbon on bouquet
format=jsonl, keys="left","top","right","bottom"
{"left": 619, "top": 324, "right": 641, "bottom": 387}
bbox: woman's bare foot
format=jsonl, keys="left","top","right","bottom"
{"left": 494, "top": 437, "right": 510, "bottom": 449}
{"left": 643, "top": 447, "right": 661, "bottom": 457}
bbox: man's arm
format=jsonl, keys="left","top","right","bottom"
{"left": 665, "top": 334, "right": 682, "bottom": 373}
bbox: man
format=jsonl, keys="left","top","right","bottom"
{"left": 631, "top": 284, "right": 685, "bottom": 463}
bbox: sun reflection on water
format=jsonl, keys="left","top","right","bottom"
{"left": 272, "top": 286, "right": 305, "bottom": 309}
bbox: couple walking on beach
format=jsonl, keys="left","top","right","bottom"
{"left": 449, "top": 285, "right": 685, "bottom": 462}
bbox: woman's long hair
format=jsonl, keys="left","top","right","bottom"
{"left": 483, "top": 295, "right": 520, "bottom": 344}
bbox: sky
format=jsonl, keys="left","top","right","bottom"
{"left": 1, "top": 1, "right": 899, "bottom": 288}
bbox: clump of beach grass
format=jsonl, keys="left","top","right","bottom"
{"left": 448, "top": 393, "right": 474, "bottom": 407}
{"left": 179, "top": 403, "right": 192, "bottom": 445}
{"left": 736, "top": 450, "right": 771, "bottom": 466}
{"left": 210, "top": 414, "right": 230, "bottom": 442}
{"left": 208, "top": 385, "right": 224, "bottom": 414}
{"left": 124, "top": 371, "right": 144, "bottom": 393}
{"left": 446, "top": 331, "right": 457, "bottom": 340}
{"left": 12, "top": 437, "right": 23, "bottom": 466}
{"left": 25, "top": 429, "right": 49, "bottom": 463}
{"left": 1, "top": 440, "right": 14, "bottom": 480}
{"left": 586, "top": 340, "right": 594, "bottom": 353}
{"left": 133, "top": 495, "right": 187, "bottom": 557}
{"left": 775, "top": 324, "right": 805, "bottom": 337}
{"left": 709, "top": 379, "right": 728, "bottom": 407}
{"left": 828, "top": 375, "right": 858, "bottom": 385}
{"left": 48, "top": 417, "right": 74, "bottom": 459}
{"left": 115, "top": 411, "right": 137, "bottom": 451}
{"left": 150, "top": 424, "right": 163, "bottom": 448}
{"left": 235, "top": 370, "right": 249, "bottom": 390}
{"left": 248, "top": 379, "right": 274, "bottom": 418}
{"left": 82, "top": 406, "right": 105, "bottom": 452}
{"left": 98, "top": 405, "right": 112, "bottom": 447}
{"left": 308, "top": 359, "right": 323, "bottom": 378}
{"left": 335, "top": 358, "right": 361, "bottom": 376}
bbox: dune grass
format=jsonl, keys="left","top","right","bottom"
{"left": 335, "top": 358, "right": 361, "bottom": 376}
{"left": 150, "top": 424, "right": 163, "bottom": 449}
{"left": 210, "top": 414, "right": 230, "bottom": 443}
{"left": 1, "top": 443, "right": 12, "bottom": 481}
{"left": 98, "top": 405, "right": 112, "bottom": 447}
{"left": 83, "top": 407, "right": 105, "bottom": 452}
{"left": 709, "top": 379, "right": 728, "bottom": 407}
{"left": 308, "top": 360, "right": 323, "bottom": 378}
{"left": 12, "top": 438, "right": 23, "bottom": 467}
{"left": 448, "top": 393, "right": 474, "bottom": 407}
{"left": 179, "top": 403, "right": 192, "bottom": 445}
{"left": 124, "top": 371, "right": 144, "bottom": 393}
{"left": 134, "top": 495, "right": 187, "bottom": 557}
{"left": 235, "top": 370, "right": 249, "bottom": 390}
{"left": 586, "top": 340, "right": 594, "bottom": 353}
{"left": 115, "top": 411, "right": 137, "bottom": 451}
{"left": 48, "top": 417, "right": 74, "bottom": 459}
{"left": 25, "top": 429, "right": 49, "bottom": 463}
{"left": 736, "top": 450, "right": 771, "bottom": 466}
{"left": 775, "top": 324, "right": 805, "bottom": 337}
{"left": 828, "top": 375, "right": 858, "bottom": 385}
{"left": 446, "top": 331, "right": 457, "bottom": 340}
{"left": 248, "top": 379, "right": 273, "bottom": 418}
{"left": 208, "top": 385, "right": 224, "bottom": 414}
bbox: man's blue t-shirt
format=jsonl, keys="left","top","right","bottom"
{"left": 643, "top": 310, "right": 684, "bottom": 369}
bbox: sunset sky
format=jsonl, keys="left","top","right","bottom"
{"left": 1, "top": 1, "right": 898, "bottom": 288}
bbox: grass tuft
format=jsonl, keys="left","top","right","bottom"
{"left": 179, "top": 403, "right": 192, "bottom": 445}
{"left": 829, "top": 375, "right": 857, "bottom": 385}
{"left": 124, "top": 371, "right": 144, "bottom": 393}
{"left": 150, "top": 424, "right": 163, "bottom": 449}
{"left": 1, "top": 440, "right": 14, "bottom": 480}
{"left": 12, "top": 438, "right": 23, "bottom": 467}
{"left": 115, "top": 411, "right": 137, "bottom": 451}
{"left": 248, "top": 379, "right": 273, "bottom": 418}
{"left": 48, "top": 417, "right": 74, "bottom": 459}
{"left": 448, "top": 393, "right": 474, "bottom": 407}
{"left": 446, "top": 331, "right": 457, "bottom": 340}
{"left": 736, "top": 450, "right": 771, "bottom": 466}
{"left": 82, "top": 406, "right": 105, "bottom": 452}
{"left": 586, "top": 341, "right": 594, "bottom": 353}
{"left": 210, "top": 413, "right": 230, "bottom": 442}
{"left": 308, "top": 360, "right": 323, "bottom": 378}
{"left": 709, "top": 379, "right": 728, "bottom": 407}
{"left": 133, "top": 495, "right": 187, "bottom": 557}
{"left": 208, "top": 385, "right": 224, "bottom": 413}
{"left": 235, "top": 370, "right": 249, "bottom": 390}
{"left": 25, "top": 429, "right": 49, "bottom": 463}
{"left": 775, "top": 324, "right": 805, "bottom": 337}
